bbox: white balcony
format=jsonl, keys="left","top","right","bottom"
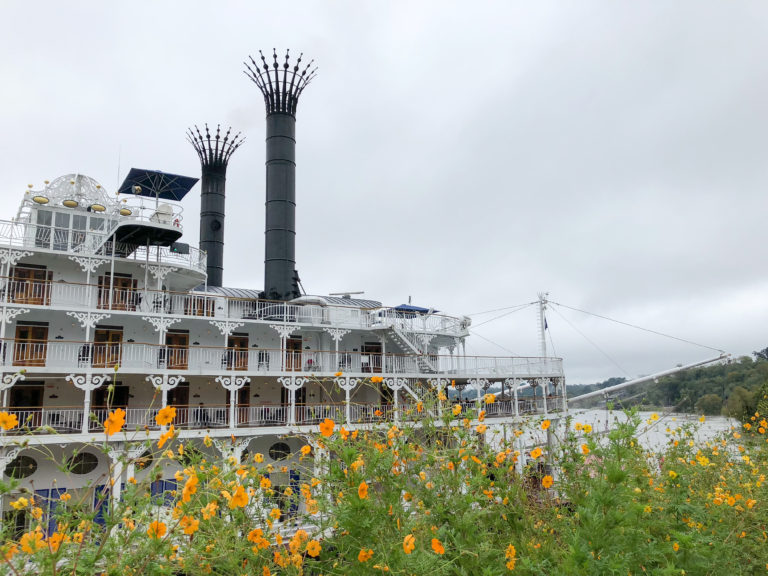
{"left": 1, "top": 339, "right": 564, "bottom": 379}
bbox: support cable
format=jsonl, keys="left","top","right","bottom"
{"left": 549, "top": 301, "right": 724, "bottom": 354}
{"left": 549, "top": 305, "right": 630, "bottom": 377}
{"left": 470, "top": 302, "right": 535, "bottom": 329}
{"left": 466, "top": 301, "right": 537, "bottom": 317}
{"left": 467, "top": 330, "right": 518, "bottom": 357}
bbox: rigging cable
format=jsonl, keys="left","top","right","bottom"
{"left": 466, "top": 301, "right": 537, "bottom": 317}
{"left": 467, "top": 330, "right": 518, "bottom": 357}
{"left": 549, "top": 301, "right": 724, "bottom": 354}
{"left": 549, "top": 305, "right": 630, "bottom": 377}
{"left": 470, "top": 302, "right": 535, "bottom": 329}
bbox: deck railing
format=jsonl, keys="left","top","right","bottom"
{"left": 0, "top": 339, "right": 564, "bottom": 379}
{"left": 0, "top": 280, "right": 469, "bottom": 336}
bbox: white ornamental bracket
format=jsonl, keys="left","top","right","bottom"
{"left": 1, "top": 249, "right": 33, "bottom": 268}
{"left": 146, "top": 374, "right": 185, "bottom": 408}
{"left": 1, "top": 308, "right": 30, "bottom": 324}
{"left": 504, "top": 378, "right": 519, "bottom": 417}
{"left": 213, "top": 437, "right": 252, "bottom": 465}
{"left": 142, "top": 316, "right": 180, "bottom": 334}
{"left": 66, "top": 373, "right": 111, "bottom": 434}
{"left": 0, "top": 447, "right": 22, "bottom": 477}
{"left": 468, "top": 378, "right": 491, "bottom": 406}
{"left": 68, "top": 255, "right": 108, "bottom": 274}
{"left": 334, "top": 376, "right": 362, "bottom": 424}
{"left": 323, "top": 328, "right": 350, "bottom": 356}
{"left": 67, "top": 311, "right": 111, "bottom": 330}
{"left": 383, "top": 377, "right": 409, "bottom": 422}
{"left": 210, "top": 320, "right": 244, "bottom": 338}
{"left": 216, "top": 375, "right": 251, "bottom": 429}
{"left": 278, "top": 375, "right": 310, "bottom": 426}
{"left": 141, "top": 264, "right": 178, "bottom": 284}
{"left": 418, "top": 333, "right": 435, "bottom": 351}
{"left": 269, "top": 324, "right": 297, "bottom": 340}
{"left": 427, "top": 377, "right": 452, "bottom": 417}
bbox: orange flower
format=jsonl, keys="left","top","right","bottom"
{"left": 484, "top": 393, "right": 496, "bottom": 404}
{"left": 180, "top": 515, "right": 199, "bottom": 535}
{"left": 452, "top": 404, "right": 462, "bottom": 416}
{"left": 581, "top": 444, "right": 590, "bottom": 455}
{"left": 358, "top": 548, "right": 374, "bottom": 562}
{"left": 476, "top": 424, "right": 487, "bottom": 434}
{"left": 306, "top": 540, "right": 321, "bottom": 557}
{"left": 334, "top": 371, "right": 343, "bottom": 377}
{"left": 147, "top": 521, "right": 167, "bottom": 539}
{"left": 20, "top": 530, "right": 44, "bottom": 553}
{"left": 103, "top": 408, "right": 126, "bottom": 437}
{"left": 182, "top": 475, "right": 199, "bottom": 503}
{"left": 319, "top": 418, "right": 335, "bottom": 437}
{"left": 0, "top": 411, "right": 19, "bottom": 430}
{"left": 478, "top": 410, "right": 486, "bottom": 422}
{"left": 542, "top": 475, "right": 554, "bottom": 489}
{"left": 358, "top": 481, "right": 369, "bottom": 500}
{"left": 431, "top": 538, "right": 445, "bottom": 555}
{"left": 541, "top": 420, "right": 551, "bottom": 431}
{"left": 340, "top": 427, "right": 350, "bottom": 440}
{"left": 48, "top": 532, "right": 65, "bottom": 553}
{"left": 301, "top": 445, "right": 312, "bottom": 456}
{"left": 270, "top": 507, "right": 281, "bottom": 520}
{"left": 417, "top": 402, "right": 423, "bottom": 413}
{"left": 371, "top": 376, "right": 383, "bottom": 384}
{"left": 228, "top": 485, "right": 248, "bottom": 509}
{"left": 530, "top": 447, "right": 543, "bottom": 459}
{"left": 158, "top": 425, "right": 176, "bottom": 448}
{"left": 253, "top": 452, "right": 264, "bottom": 463}
{"left": 403, "top": 534, "right": 416, "bottom": 554}
{"left": 673, "top": 542, "right": 679, "bottom": 552}
{"left": 201, "top": 502, "right": 218, "bottom": 519}
{"left": 155, "top": 405, "right": 176, "bottom": 426}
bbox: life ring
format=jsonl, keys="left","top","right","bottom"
{"left": 173, "top": 218, "right": 181, "bottom": 228}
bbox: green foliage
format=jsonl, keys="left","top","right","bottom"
{"left": 2, "top": 386, "right": 768, "bottom": 575}
{"left": 694, "top": 393, "right": 723, "bottom": 415}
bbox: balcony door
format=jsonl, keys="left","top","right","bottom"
{"left": 226, "top": 335, "right": 249, "bottom": 371}
{"left": 98, "top": 274, "right": 137, "bottom": 311}
{"left": 13, "top": 324, "right": 48, "bottom": 367}
{"left": 285, "top": 338, "right": 302, "bottom": 372}
{"left": 361, "top": 342, "right": 383, "bottom": 373}
{"left": 165, "top": 331, "right": 189, "bottom": 370}
{"left": 9, "top": 381, "right": 44, "bottom": 427}
{"left": 9, "top": 266, "right": 52, "bottom": 305}
{"left": 168, "top": 383, "right": 189, "bottom": 425}
{"left": 227, "top": 381, "right": 250, "bottom": 424}
{"left": 92, "top": 328, "right": 122, "bottom": 369}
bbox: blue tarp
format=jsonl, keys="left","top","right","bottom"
{"left": 393, "top": 304, "right": 437, "bottom": 315}
{"left": 117, "top": 168, "right": 199, "bottom": 201}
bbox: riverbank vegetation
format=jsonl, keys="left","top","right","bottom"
{"left": 1, "top": 383, "right": 767, "bottom": 575}
{"left": 570, "top": 353, "right": 768, "bottom": 421}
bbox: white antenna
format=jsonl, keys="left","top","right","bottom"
{"left": 116, "top": 145, "right": 122, "bottom": 190}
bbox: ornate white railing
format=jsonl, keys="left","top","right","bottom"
{"left": 0, "top": 340, "right": 564, "bottom": 379}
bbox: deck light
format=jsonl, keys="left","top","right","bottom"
{"left": 90, "top": 203, "right": 106, "bottom": 212}
{"left": 119, "top": 208, "right": 132, "bottom": 216}
{"left": 32, "top": 195, "right": 49, "bottom": 204}
{"left": 62, "top": 199, "right": 79, "bottom": 208}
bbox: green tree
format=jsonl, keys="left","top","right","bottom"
{"left": 695, "top": 393, "right": 723, "bottom": 415}
{"left": 724, "top": 385, "right": 755, "bottom": 421}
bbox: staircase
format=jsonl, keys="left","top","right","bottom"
{"left": 387, "top": 325, "right": 438, "bottom": 373}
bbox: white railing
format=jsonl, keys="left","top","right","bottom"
{"left": 0, "top": 220, "right": 206, "bottom": 275}
{"left": 0, "top": 340, "right": 564, "bottom": 379}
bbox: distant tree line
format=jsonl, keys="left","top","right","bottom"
{"left": 568, "top": 348, "right": 768, "bottom": 422}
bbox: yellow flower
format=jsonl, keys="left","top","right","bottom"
{"left": 403, "top": 534, "right": 416, "bottom": 554}
{"left": 228, "top": 485, "right": 248, "bottom": 509}
{"left": 452, "top": 404, "right": 462, "bottom": 416}
{"left": 530, "top": 447, "right": 543, "bottom": 459}
{"left": 306, "top": 539, "right": 321, "bottom": 557}
{"left": 253, "top": 452, "right": 264, "bottom": 463}
{"left": 431, "top": 538, "right": 445, "bottom": 555}
{"left": 103, "top": 408, "right": 126, "bottom": 437}
{"left": 11, "top": 497, "right": 28, "bottom": 510}
{"left": 484, "top": 393, "right": 496, "bottom": 404}
{"left": 203, "top": 434, "right": 212, "bottom": 447}
{"left": 672, "top": 542, "right": 679, "bottom": 552}
{"left": 319, "top": 418, "right": 335, "bottom": 437}
{"left": 180, "top": 515, "right": 199, "bottom": 535}
{"left": 147, "top": 521, "right": 167, "bottom": 539}
{"left": 0, "top": 411, "right": 19, "bottom": 430}
{"left": 358, "top": 481, "right": 369, "bottom": 500}
{"left": 270, "top": 507, "right": 282, "bottom": 520}
{"left": 301, "top": 445, "right": 312, "bottom": 456}
{"left": 668, "top": 470, "right": 678, "bottom": 479}
{"left": 260, "top": 476, "right": 272, "bottom": 489}
{"left": 358, "top": 548, "right": 374, "bottom": 562}
{"left": 158, "top": 425, "right": 176, "bottom": 449}
{"left": 650, "top": 413, "right": 659, "bottom": 422}
{"left": 583, "top": 424, "right": 593, "bottom": 434}
{"left": 542, "top": 475, "right": 554, "bottom": 489}
{"left": 699, "top": 415, "right": 706, "bottom": 423}
{"left": 60, "top": 493, "right": 71, "bottom": 502}
{"left": 541, "top": 420, "right": 551, "bottom": 430}
{"left": 476, "top": 424, "right": 487, "bottom": 434}
{"left": 155, "top": 405, "right": 176, "bottom": 426}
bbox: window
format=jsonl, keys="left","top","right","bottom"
{"left": 268, "top": 442, "right": 291, "bottom": 461}
{"left": 4, "top": 455, "right": 38, "bottom": 479}
{"left": 35, "top": 209, "right": 52, "bottom": 248}
{"left": 68, "top": 452, "right": 99, "bottom": 475}
{"left": 53, "top": 211, "right": 70, "bottom": 251}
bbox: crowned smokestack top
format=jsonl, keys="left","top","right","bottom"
{"left": 244, "top": 49, "right": 316, "bottom": 301}
{"left": 187, "top": 124, "right": 244, "bottom": 287}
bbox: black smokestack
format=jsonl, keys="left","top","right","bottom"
{"left": 187, "top": 124, "right": 244, "bottom": 287}
{"left": 244, "top": 49, "right": 316, "bottom": 301}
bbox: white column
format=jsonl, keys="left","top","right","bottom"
{"left": 67, "top": 373, "right": 110, "bottom": 434}
{"left": 335, "top": 375, "right": 361, "bottom": 425}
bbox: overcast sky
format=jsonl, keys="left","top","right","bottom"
{"left": 2, "top": 1, "right": 767, "bottom": 383}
